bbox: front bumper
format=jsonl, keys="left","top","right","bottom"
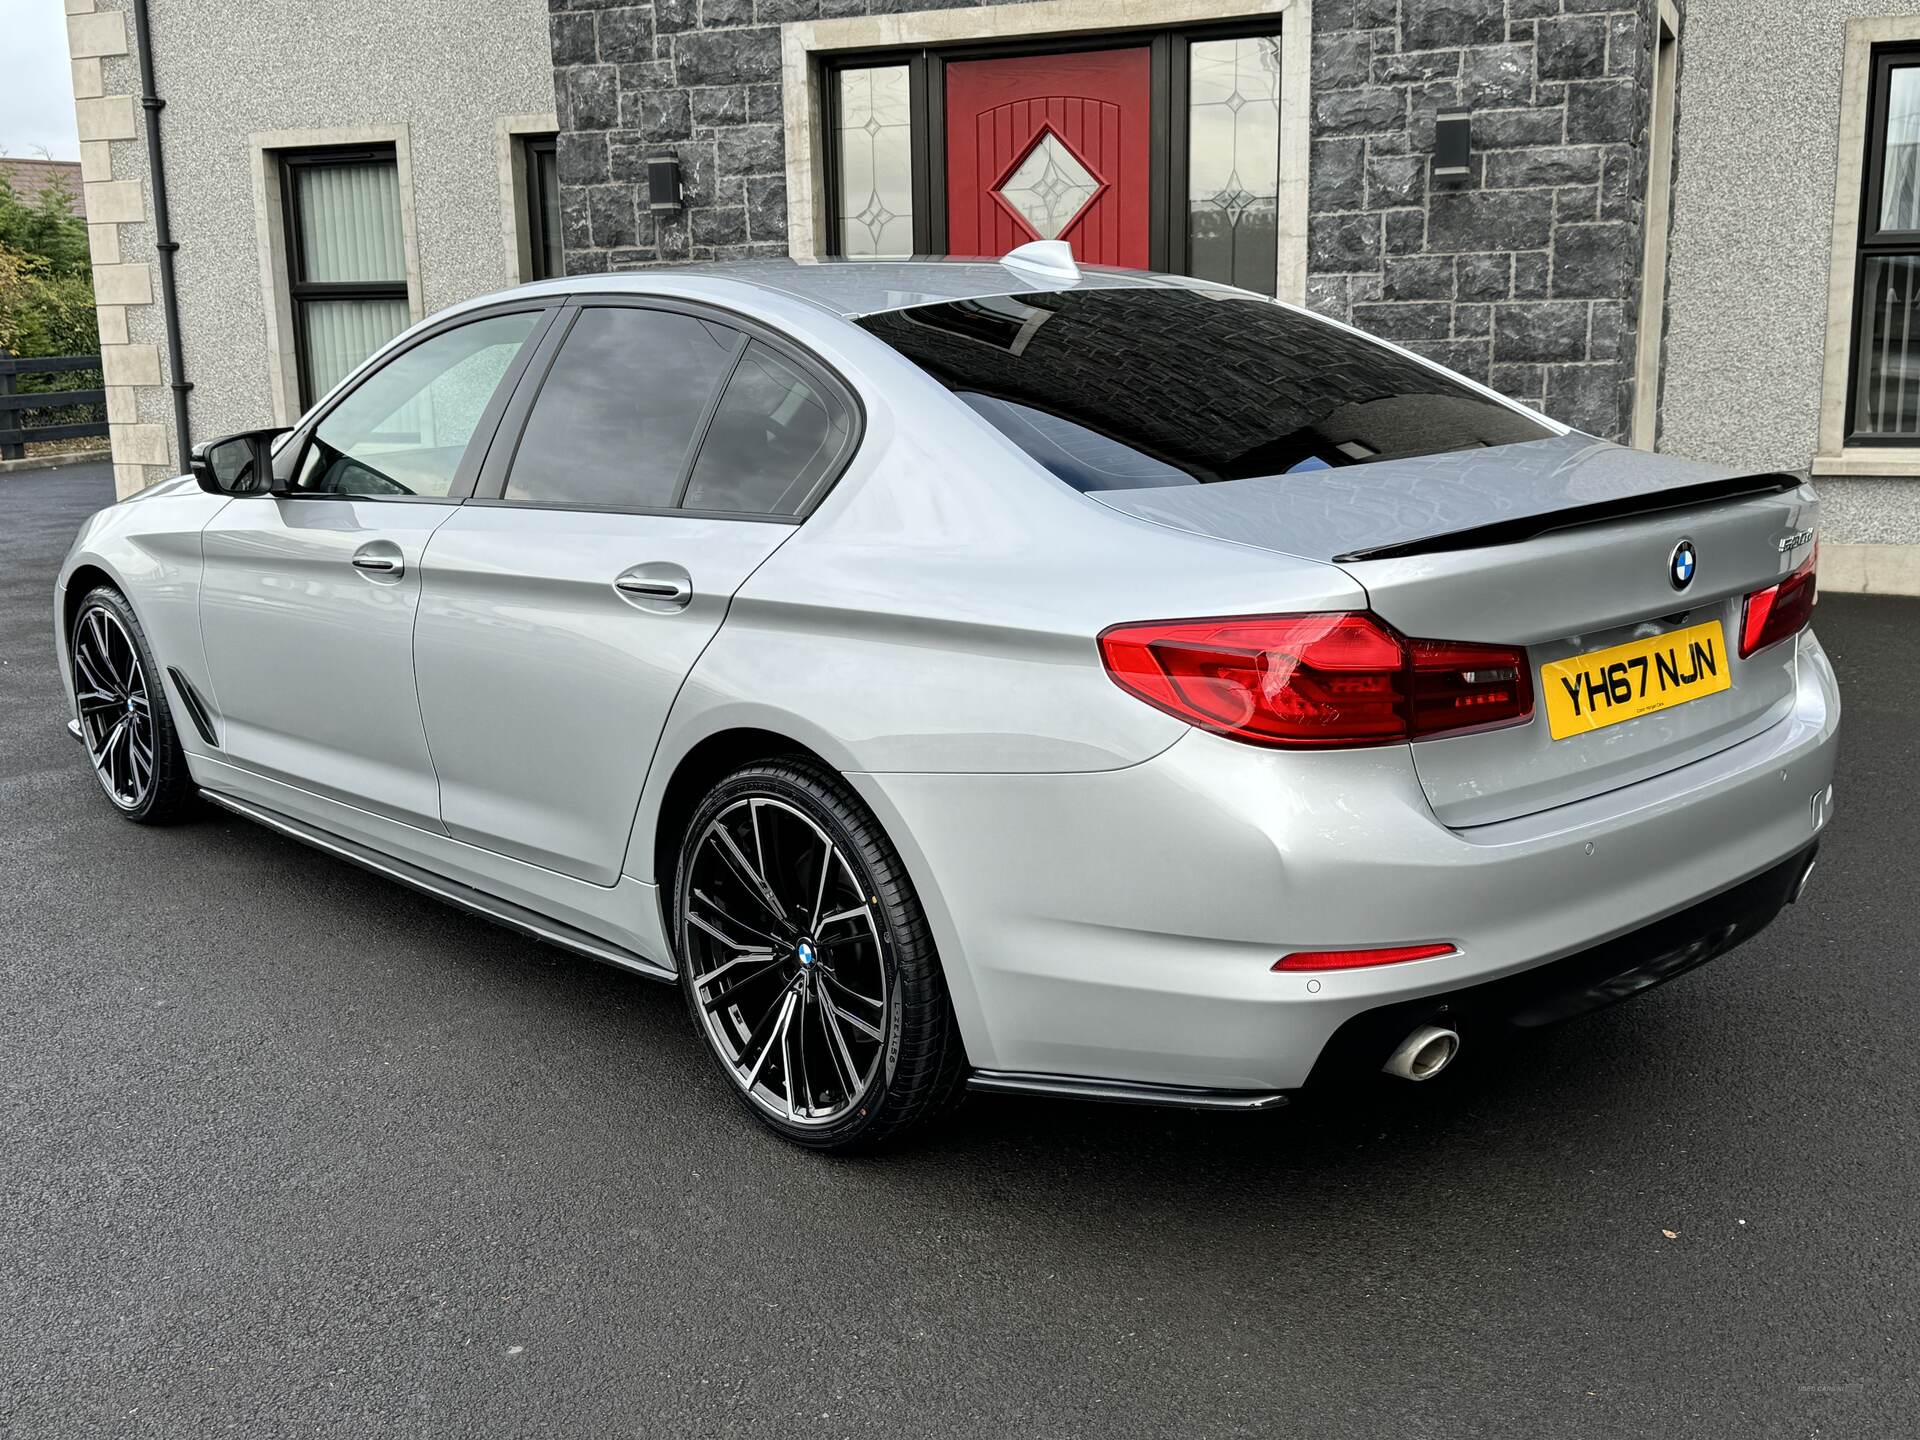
{"left": 851, "top": 631, "right": 1840, "bottom": 1095}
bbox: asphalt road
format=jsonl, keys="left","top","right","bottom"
{"left": 4, "top": 463, "right": 1918, "bottom": 1438}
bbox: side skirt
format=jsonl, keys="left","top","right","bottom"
{"left": 199, "top": 789, "right": 677, "bottom": 985}
{"left": 967, "top": 1068, "right": 1288, "bottom": 1112}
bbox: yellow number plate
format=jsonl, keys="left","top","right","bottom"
{"left": 1541, "top": 620, "right": 1730, "bottom": 741}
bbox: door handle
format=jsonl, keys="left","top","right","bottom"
{"left": 613, "top": 564, "right": 693, "bottom": 610}
{"left": 351, "top": 542, "right": 405, "bottom": 580}
{"left": 614, "top": 575, "right": 690, "bottom": 602}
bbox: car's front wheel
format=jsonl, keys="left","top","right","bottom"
{"left": 673, "top": 758, "right": 965, "bottom": 1151}
{"left": 70, "top": 586, "right": 195, "bottom": 824}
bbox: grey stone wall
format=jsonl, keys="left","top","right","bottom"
{"left": 550, "top": 0, "right": 1660, "bottom": 440}
{"left": 1307, "top": 1, "right": 1659, "bottom": 441}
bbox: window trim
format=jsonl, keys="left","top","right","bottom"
{"left": 1844, "top": 44, "right": 1920, "bottom": 446}
{"left": 273, "top": 299, "right": 563, "bottom": 505}
{"left": 469, "top": 294, "right": 866, "bottom": 524}
{"left": 780, "top": 0, "right": 1306, "bottom": 301}
{"left": 497, "top": 113, "right": 563, "bottom": 284}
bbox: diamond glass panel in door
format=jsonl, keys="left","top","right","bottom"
{"left": 1187, "top": 36, "right": 1283, "bottom": 293}
{"left": 995, "top": 131, "right": 1101, "bottom": 241}
{"left": 1881, "top": 66, "right": 1920, "bottom": 232}
{"left": 835, "top": 66, "right": 914, "bottom": 257}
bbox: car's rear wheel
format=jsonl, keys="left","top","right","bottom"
{"left": 673, "top": 758, "right": 965, "bottom": 1151}
{"left": 70, "top": 587, "right": 194, "bottom": 824}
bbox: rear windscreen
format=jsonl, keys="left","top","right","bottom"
{"left": 854, "top": 288, "right": 1554, "bottom": 492}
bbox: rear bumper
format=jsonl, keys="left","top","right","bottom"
{"left": 1305, "top": 839, "right": 1817, "bottom": 1087}
{"left": 852, "top": 630, "right": 1840, "bottom": 1094}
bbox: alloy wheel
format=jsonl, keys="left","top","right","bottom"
{"left": 682, "top": 796, "right": 892, "bottom": 1128}
{"left": 72, "top": 605, "right": 156, "bottom": 810}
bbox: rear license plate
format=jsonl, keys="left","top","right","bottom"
{"left": 1541, "top": 620, "right": 1730, "bottom": 740}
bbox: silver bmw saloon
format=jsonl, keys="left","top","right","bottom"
{"left": 55, "top": 245, "right": 1838, "bottom": 1150}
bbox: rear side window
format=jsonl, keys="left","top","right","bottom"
{"left": 682, "top": 342, "right": 852, "bottom": 516}
{"left": 854, "top": 289, "right": 1553, "bottom": 493}
{"left": 505, "top": 307, "right": 741, "bottom": 509}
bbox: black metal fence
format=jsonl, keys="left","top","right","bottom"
{"left": 0, "top": 351, "right": 109, "bottom": 461}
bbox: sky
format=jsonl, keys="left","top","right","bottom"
{"left": 0, "top": 0, "right": 83, "bottom": 161}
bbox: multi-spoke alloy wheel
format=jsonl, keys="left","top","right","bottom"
{"left": 674, "top": 759, "right": 966, "bottom": 1150}
{"left": 70, "top": 588, "right": 192, "bottom": 824}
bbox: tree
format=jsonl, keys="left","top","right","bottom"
{"left": 0, "top": 168, "right": 102, "bottom": 445}
{"left": 0, "top": 170, "right": 93, "bottom": 280}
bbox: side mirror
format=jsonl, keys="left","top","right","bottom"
{"left": 189, "top": 428, "right": 290, "bottom": 495}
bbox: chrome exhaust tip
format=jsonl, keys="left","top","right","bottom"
{"left": 1383, "top": 1024, "right": 1460, "bottom": 1082}
{"left": 1789, "top": 857, "right": 1817, "bottom": 905}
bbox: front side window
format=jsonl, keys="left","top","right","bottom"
{"left": 857, "top": 289, "right": 1552, "bottom": 493}
{"left": 292, "top": 312, "right": 540, "bottom": 497}
{"left": 283, "top": 149, "right": 411, "bottom": 406}
{"left": 1850, "top": 49, "right": 1920, "bottom": 442}
{"left": 503, "top": 307, "right": 741, "bottom": 510}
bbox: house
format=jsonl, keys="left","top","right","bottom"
{"left": 0, "top": 157, "right": 87, "bottom": 218}
{"left": 63, "top": 0, "right": 1920, "bottom": 589}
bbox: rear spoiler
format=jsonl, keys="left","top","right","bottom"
{"left": 1332, "top": 471, "right": 1807, "bottom": 564}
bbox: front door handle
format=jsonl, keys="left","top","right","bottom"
{"left": 613, "top": 564, "right": 693, "bottom": 611}
{"left": 351, "top": 542, "right": 405, "bottom": 580}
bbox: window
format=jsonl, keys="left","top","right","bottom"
{"left": 683, "top": 343, "right": 852, "bottom": 516}
{"left": 282, "top": 148, "right": 411, "bottom": 408}
{"left": 523, "top": 135, "right": 561, "bottom": 280}
{"left": 822, "top": 27, "right": 1289, "bottom": 290}
{"left": 834, "top": 66, "right": 916, "bottom": 257}
{"left": 856, "top": 289, "right": 1552, "bottom": 493}
{"left": 503, "top": 307, "right": 741, "bottom": 510}
{"left": 292, "top": 312, "right": 540, "bottom": 498}
{"left": 1849, "top": 47, "right": 1920, "bottom": 442}
{"left": 1185, "top": 35, "right": 1282, "bottom": 292}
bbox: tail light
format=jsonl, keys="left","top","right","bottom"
{"left": 1097, "top": 612, "right": 1533, "bottom": 748}
{"left": 1739, "top": 546, "right": 1818, "bottom": 658}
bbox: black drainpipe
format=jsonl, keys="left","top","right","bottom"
{"left": 129, "top": 0, "right": 191, "bottom": 468}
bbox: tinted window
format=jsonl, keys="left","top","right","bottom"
{"left": 505, "top": 307, "right": 741, "bottom": 509}
{"left": 682, "top": 342, "right": 851, "bottom": 516}
{"left": 855, "top": 289, "right": 1553, "bottom": 493}
{"left": 293, "top": 311, "right": 539, "bottom": 497}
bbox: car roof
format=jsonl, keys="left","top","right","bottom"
{"left": 483, "top": 256, "right": 1223, "bottom": 320}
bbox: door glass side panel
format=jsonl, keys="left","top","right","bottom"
{"left": 294, "top": 312, "right": 540, "bottom": 497}
{"left": 682, "top": 342, "right": 851, "bottom": 516}
{"left": 1186, "top": 35, "right": 1283, "bottom": 293}
{"left": 835, "top": 66, "right": 914, "bottom": 257}
{"left": 503, "top": 308, "right": 740, "bottom": 510}
{"left": 1880, "top": 66, "right": 1920, "bottom": 232}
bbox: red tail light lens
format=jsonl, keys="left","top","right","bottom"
{"left": 1274, "top": 943, "right": 1457, "bottom": 972}
{"left": 1097, "top": 613, "right": 1533, "bottom": 748}
{"left": 1739, "top": 547, "right": 1818, "bottom": 658}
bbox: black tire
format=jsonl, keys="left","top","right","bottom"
{"left": 70, "top": 586, "right": 196, "bottom": 825}
{"left": 673, "top": 757, "right": 966, "bottom": 1152}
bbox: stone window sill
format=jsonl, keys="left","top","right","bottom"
{"left": 1812, "top": 450, "right": 1920, "bottom": 478}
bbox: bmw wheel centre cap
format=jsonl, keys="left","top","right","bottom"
{"left": 1669, "top": 538, "right": 1697, "bottom": 591}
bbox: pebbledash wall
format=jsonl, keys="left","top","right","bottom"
{"left": 552, "top": 0, "right": 1666, "bottom": 443}
{"left": 63, "top": 0, "right": 556, "bottom": 497}
{"left": 1662, "top": 0, "right": 1920, "bottom": 590}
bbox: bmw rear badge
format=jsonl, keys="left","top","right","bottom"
{"left": 1669, "top": 538, "right": 1697, "bottom": 591}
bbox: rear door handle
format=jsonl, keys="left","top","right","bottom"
{"left": 613, "top": 564, "right": 693, "bottom": 610}
{"left": 351, "top": 542, "right": 404, "bottom": 579}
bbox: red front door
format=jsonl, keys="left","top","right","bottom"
{"left": 945, "top": 48, "right": 1152, "bottom": 267}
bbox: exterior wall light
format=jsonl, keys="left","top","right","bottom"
{"left": 1433, "top": 112, "right": 1472, "bottom": 178}
{"left": 648, "top": 155, "right": 684, "bottom": 212}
